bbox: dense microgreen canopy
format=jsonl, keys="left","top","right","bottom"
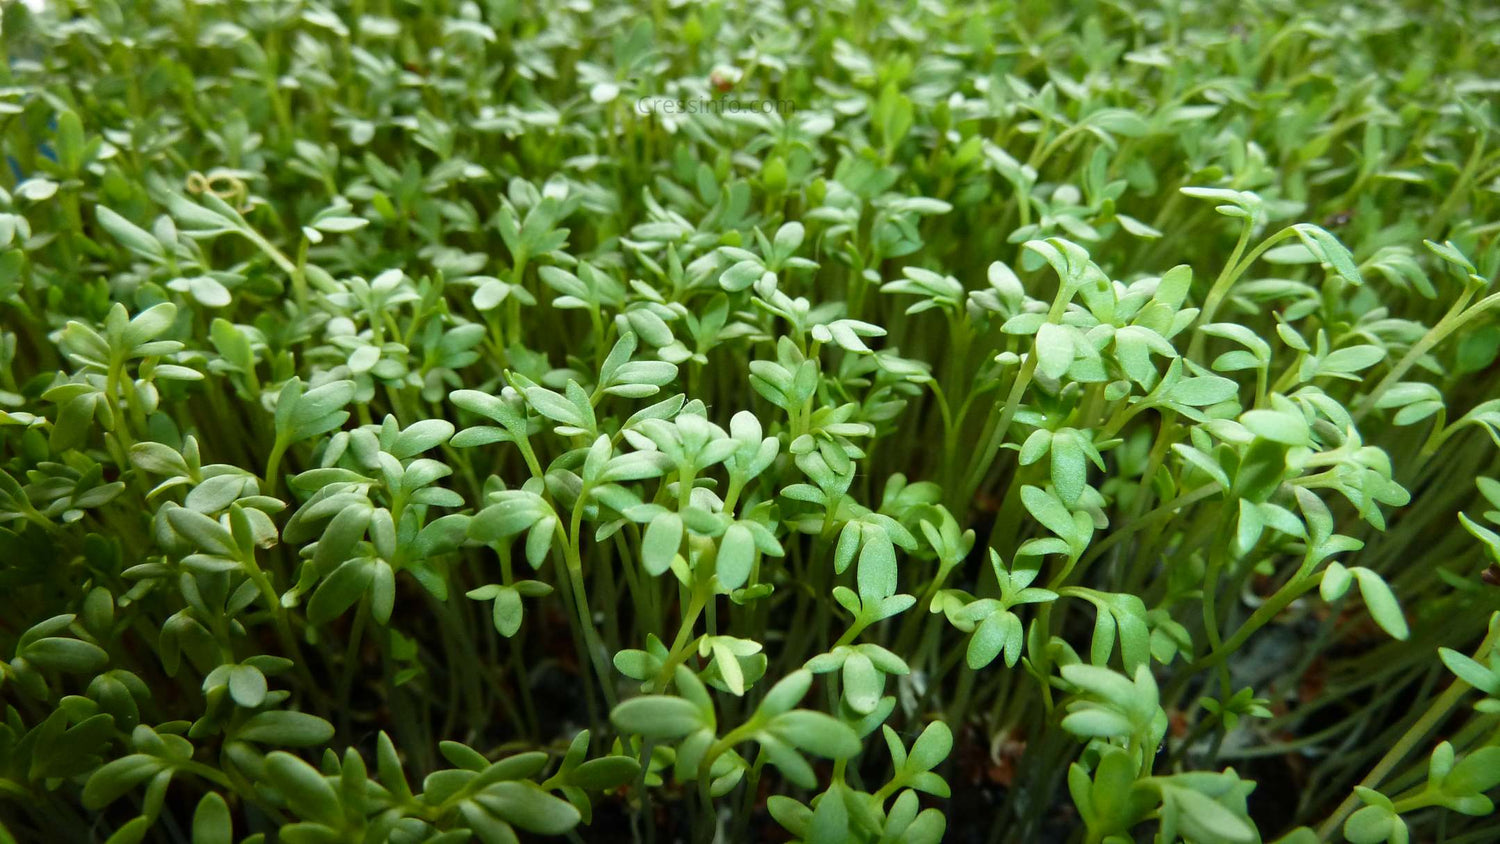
{"left": 2, "top": 0, "right": 1500, "bottom": 843}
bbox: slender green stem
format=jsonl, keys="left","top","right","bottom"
{"left": 1316, "top": 621, "right": 1500, "bottom": 839}
{"left": 1357, "top": 290, "right": 1500, "bottom": 422}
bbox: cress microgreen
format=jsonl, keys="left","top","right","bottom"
{"left": 3, "top": 1, "right": 1500, "bottom": 843}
